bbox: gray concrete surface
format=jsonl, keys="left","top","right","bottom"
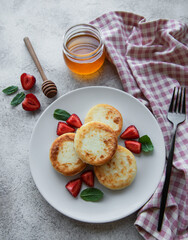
{"left": 0, "top": 1, "right": 187, "bottom": 239}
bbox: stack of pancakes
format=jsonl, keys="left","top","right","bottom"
{"left": 50, "top": 104, "right": 137, "bottom": 190}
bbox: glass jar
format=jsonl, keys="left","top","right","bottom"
{"left": 63, "top": 24, "right": 105, "bottom": 75}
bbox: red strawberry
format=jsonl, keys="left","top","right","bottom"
{"left": 65, "top": 178, "right": 82, "bottom": 197}
{"left": 21, "top": 73, "right": 36, "bottom": 90}
{"left": 66, "top": 114, "right": 82, "bottom": 128}
{"left": 124, "top": 140, "right": 141, "bottom": 154}
{"left": 22, "top": 93, "right": 40, "bottom": 111}
{"left": 81, "top": 170, "right": 94, "bottom": 187}
{"left": 120, "top": 125, "right": 139, "bottom": 139}
{"left": 56, "top": 122, "right": 75, "bottom": 136}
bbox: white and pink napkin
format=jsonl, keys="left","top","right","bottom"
{"left": 91, "top": 11, "right": 188, "bottom": 240}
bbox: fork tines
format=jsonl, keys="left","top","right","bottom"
{"left": 169, "top": 87, "right": 186, "bottom": 113}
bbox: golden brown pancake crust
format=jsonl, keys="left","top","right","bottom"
{"left": 50, "top": 133, "right": 86, "bottom": 176}
{"left": 74, "top": 121, "right": 118, "bottom": 166}
{"left": 84, "top": 104, "right": 123, "bottom": 137}
{"left": 94, "top": 145, "right": 137, "bottom": 190}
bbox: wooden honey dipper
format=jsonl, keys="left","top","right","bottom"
{"left": 24, "top": 37, "right": 57, "bottom": 98}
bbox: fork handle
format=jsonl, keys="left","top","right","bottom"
{"left": 157, "top": 126, "right": 177, "bottom": 231}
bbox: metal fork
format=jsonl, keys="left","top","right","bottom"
{"left": 157, "top": 87, "right": 186, "bottom": 231}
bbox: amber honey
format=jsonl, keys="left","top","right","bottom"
{"left": 63, "top": 24, "right": 105, "bottom": 75}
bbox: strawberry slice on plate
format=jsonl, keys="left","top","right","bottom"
{"left": 66, "top": 114, "right": 82, "bottom": 128}
{"left": 65, "top": 178, "right": 82, "bottom": 198}
{"left": 56, "top": 122, "right": 75, "bottom": 136}
{"left": 21, "top": 73, "right": 36, "bottom": 90}
{"left": 124, "top": 140, "right": 141, "bottom": 154}
{"left": 120, "top": 125, "right": 139, "bottom": 139}
{"left": 22, "top": 93, "right": 40, "bottom": 111}
{"left": 81, "top": 170, "right": 94, "bottom": 187}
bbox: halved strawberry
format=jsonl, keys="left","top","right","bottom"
{"left": 56, "top": 122, "right": 75, "bottom": 136}
{"left": 65, "top": 178, "right": 82, "bottom": 198}
{"left": 66, "top": 114, "right": 82, "bottom": 128}
{"left": 124, "top": 140, "right": 141, "bottom": 154}
{"left": 81, "top": 170, "right": 94, "bottom": 187}
{"left": 120, "top": 125, "right": 139, "bottom": 139}
{"left": 22, "top": 93, "right": 40, "bottom": 111}
{"left": 21, "top": 73, "right": 36, "bottom": 90}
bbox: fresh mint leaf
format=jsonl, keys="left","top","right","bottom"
{"left": 11, "top": 92, "right": 25, "bottom": 106}
{"left": 53, "top": 109, "right": 71, "bottom": 121}
{"left": 139, "top": 135, "right": 154, "bottom": 153}
{"left": 80, "top": 188, "right": 104, "bottom": 202}
{"left": 2, "top": 86, "right": 18, "bottom": 95}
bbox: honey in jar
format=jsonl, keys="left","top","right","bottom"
{"left": 63, "top": 24, "right": 105, "bottom": 75}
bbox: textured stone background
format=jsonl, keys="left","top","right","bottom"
{"left": 0, "top": 1, "right": 187, "bottom": 240}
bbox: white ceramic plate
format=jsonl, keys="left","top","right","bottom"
{"left": 29, "top": 86, "right": 165, "bottom": 223}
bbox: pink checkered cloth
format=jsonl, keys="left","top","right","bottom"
{"left": 90, "top": 11, "right": 188, "bottom": 240}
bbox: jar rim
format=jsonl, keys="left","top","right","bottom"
{"left": 63, "top": 24, "right": 104, "bottom": 60}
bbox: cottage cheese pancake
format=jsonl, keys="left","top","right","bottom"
{"left": 84, "top": 104, "right": 123, "bottom": 137}
{"left": 50, "top": 133, "right": 86, "bottom": 176}
{"left": 74, "top": 121, "right": 118, "bottom": 166}
{"left": 94, "top": 145, "right": 137, "bottom": 190}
